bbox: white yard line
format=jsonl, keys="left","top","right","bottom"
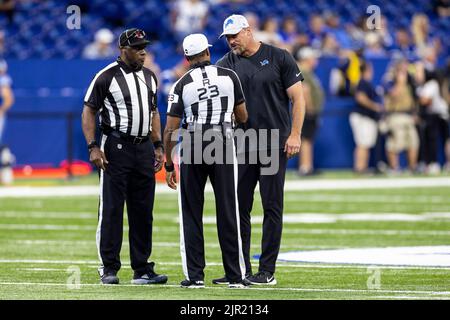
{"left": 1, "top": 224, "right": 449, "bottom": 236}
{"left": 0, "top": 211, "right": 97, "bottom": 219}
{"left": 284, "top": 194, "right": 450, "bottom": 204}
{"left": 0, "top": 281, "right": 449, "bottom": 297}
{"left": 1, "top": 177, "right": 450, "bottom": 197}
{"left": 1, "top": 259, "right": 449, "bottom": 270}
{"left": 2, "top": 211, "right": 450, "bottom": 225}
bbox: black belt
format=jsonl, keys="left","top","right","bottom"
{"left": 104, "top": 129, "right": 150, "bottom": 145}
{"left": 183, "top": 122, "right": 234, "bottom": 140}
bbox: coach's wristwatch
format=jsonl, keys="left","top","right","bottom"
{"left": 164, "top": 162, "right": 175, "bottom": 172}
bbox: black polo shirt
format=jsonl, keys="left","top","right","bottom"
{"left": 354, "top": 79, "right": 380, "bottom": 120}
{"left": 216, "top": 43, "right": 303, "bottom": 149}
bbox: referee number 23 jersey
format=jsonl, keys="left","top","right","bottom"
{"left": 84, "top": 58, "right": 158, "bottom": 137}
{"left": 167, "top": 63, "right": 245, "bottom": 125}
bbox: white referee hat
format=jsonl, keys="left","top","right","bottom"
{"left": 183, "top": 33, "right": 212, "bottom": 57}
{"left": 219, "top": 14, "right": 250, "bottom": 38}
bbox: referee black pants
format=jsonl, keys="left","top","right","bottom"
{"left": 96, "top": 134, "right": 156, "bottom": 276}
{"left": 238, "top": 149, "right": 288, "bottom": 275}
{"left": 178, "top": 136, "right": 245, "bottom": 283}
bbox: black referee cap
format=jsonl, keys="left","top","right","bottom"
{"left": 119, "top": 28, "right": 150, "bottom": 48}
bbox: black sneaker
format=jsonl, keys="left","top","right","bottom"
{"left": 228, "top": 278, "right": 251, "bottom": 288}
{"left": 212, "top": 272, "right": 252, "bottom": 285}
{"left": 131, "top": 263, "right": 168, "bottom": 285}
{"left": 100, "top": 271, "right": 119, "bottom": 285}
{"left": 180, "top": 279, "right": 205, "bottom": 288}
{"left": 212, "top": 275, "right": 229, "bottom": 285}
{"left": 247, "top": 271, "right": 276, "bottom": 285}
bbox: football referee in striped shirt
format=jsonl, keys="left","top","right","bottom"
{"left": 82, "top": 28, "right": 167, "bottom": 285}
{"left": 163, "top": 33, "right": 249, "bottom": 288}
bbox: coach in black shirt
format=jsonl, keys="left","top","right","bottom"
{"left": 215, "top": 14, "right": 306, "bottom": 285}
{"left": 82, "top": 28, "right": 167, "bottom": 285}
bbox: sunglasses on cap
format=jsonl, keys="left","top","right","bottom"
{"left": 120, "top": 29, "right": 147, "bottom": 48}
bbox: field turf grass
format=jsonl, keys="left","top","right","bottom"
{"left": 0, "top": 174, "right": 449, "bottom": 300}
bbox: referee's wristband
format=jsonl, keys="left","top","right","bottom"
{"left": 164, "top": 162, "right": 175, "bottom": 172}
{"left": 153, "top": 140, "right": 164, "bottom": 151}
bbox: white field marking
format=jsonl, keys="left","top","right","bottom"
{"left": 1, "top": 224, "right": 449, "bottom": 237}
{"left": 0, "top": 225, "right": 180, "bottom": 232}
{"left": 372, "top": 296, "right": 450, "bottom": 300}
{"left": 2, "top": 240, "right": 277, "bottom": 250}
{"left": 202, "top": 212, "right": 450, "bottom": 224}
{"left": 16, "top": 268, "right": 63, "bottom": 272}
{"left": 0, "top": 211, "right": 96, "bottom": 219}
{"left": 3, "top": 240, "right": 344, "bottom": 251}
{"left": 1, "top": 259, "right": 450, "bottom": 270}
{"left": 0, "top": 211, "right": 178, "bottom": 221}
{"left": 0, "top": 282, "right": 449, "bottom": 296}
{"left": 278, "top": 246, "right": 450, "bottom": 267}
{"left": 1, "top": 177, "right": 450, "bottom": 198}
{"left": 0, "top": 224, "right": 96, "bottom": 231}
{"left": 3, "top": 211, "right": 450, "bottom": 224}
{"left": 0, "top": 259, "right": 99, "bottom": 264}
{"left": 279, "top": 228, "right": 450, "bottom": 236}
{"left": 284, "top": 194, "right": 450, "bottom": 204}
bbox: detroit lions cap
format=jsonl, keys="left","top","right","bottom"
{"left": 182, "top": 33, "right": 212, "bottom": 57}
{"left": 219, "top": 14, "right": 250, "bottom": 38}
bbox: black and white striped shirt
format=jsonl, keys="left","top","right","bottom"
{"left": 167, "top": 61, "right": 244, "bottom": 125}
{"left": 84, "top": 58, "right": 158, "bottom": 137}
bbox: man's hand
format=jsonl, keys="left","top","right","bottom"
{"left": 90, "top": 147, "right": 108, "bottom": 171}
{"left": 166, "top": 170, "right": 177, "bottom": 190}
{"left": 284, "top": 134, "right": 301, "bottom": 159}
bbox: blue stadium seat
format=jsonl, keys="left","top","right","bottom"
{"left": 1, "top": 0, "right": 448, "bottom": 59}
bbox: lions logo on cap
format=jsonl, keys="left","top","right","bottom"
{"left": 225, "top": 18, "right": 234, "bottom": 28}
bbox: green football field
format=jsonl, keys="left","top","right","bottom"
{"left": 0, "top": 173, "right": 450, "bottom": 300}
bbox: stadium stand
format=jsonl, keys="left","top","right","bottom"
{"left": 0, "top": 0, "right": 448, "bottom": 174}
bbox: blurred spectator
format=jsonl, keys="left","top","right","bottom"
{"left": 323, "top": 12, "right": 352, "bottom": 50}
{"left": 308, "top": 14, "right": 326, "bottom": 50}
{"left": 434, "top": 0, "right": 450, "bottom": 18}
{"left": 377, "top": 16, "right": 394, "bottom": 50}
{"left": 349, "top": 61, "right": 383, "bottom": 173}
{"left": 160, "top": 59, "right": 190, "bottom": 96}
{"left": 171, "top": 0, "right": 209, "bottom": 41}
{"left": 443, "top": 58, "right": 450, "bottom": 106}
{"left": 82, "top": 28, "right": 116, "bottom": 60}
{"left": 422, "top": 46, "right": 439, "bottom": 71}
{"left": 411, "top": 14, "right": 441, "bottom": 58}
{"left": 280, "top": 16, "right": 300, "bottom": 50}
{"left": 321, "top": 33, "right": 340, "bottom": 56}
{"left": 144, "top": 51, "right": 161, "bottom": 84}
{"left": 296, "top": 47, "right": 324, "bottom": 176}
{"left": 0, "top": 59, "right": 13, "bottom": 145}
{"left": 346, "top": 16, "right": 366, "bottom": 48}
{"left": 208, "top": 0, "right": 249, "bottom": 4}
{"left": 255, "top": 16, "right": 283, "bottom": 47}
{"left": 243, "top": 11, "right": 260, "bottom": 31}
{"left": 364, "top": 32, "right": 386, "bottom": 58}
{"left": 329, "top": 49, "right": 364, "bottom": 96}
{"left": 0, "top": 30, "right": 4, "bottom": 58}
{"left": 390, "top": 28, "right": 417, "bottom": 61}
{"left": 383, "top": 60, "right": 419, "bottom": 172}
{"left": 416, "top": 66, "right": 450, "bottom": 174}
{"left": 0, "top": 0, "right": 15, "bottom": 24}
